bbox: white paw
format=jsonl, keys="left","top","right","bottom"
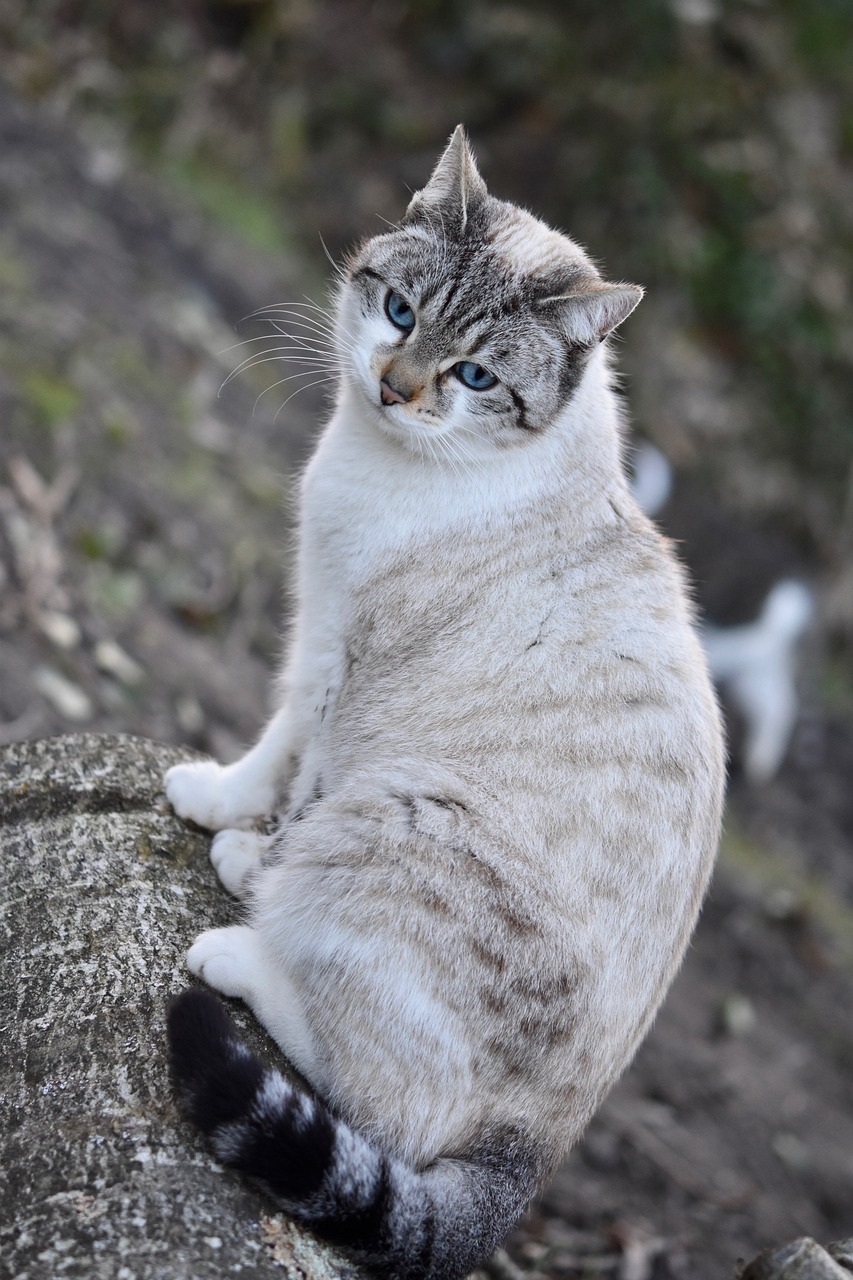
{"left": 165, "top": 759, "right": 224, "bottom": 828}
{"left": 186, "top": 925, "right": 259, "bottom": 998}
{"left": 211, "top": 828, "right": 269, "bottom": 897}
{"left": 164, "top": 759, "right": 275, "bottom": 831}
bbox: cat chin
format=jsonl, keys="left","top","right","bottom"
{"left": 374, "top": 407, "right": 502, "bottom": 460}
{"left": 374, "top": 412, "right": 441, "bottom": 452}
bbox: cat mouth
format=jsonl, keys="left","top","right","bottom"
{"left": 374, "top": 399, "right": 442, "bottom": 442}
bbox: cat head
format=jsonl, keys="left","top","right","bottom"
{"left": 339, "top": 126, "right": 642, "bottom": 455}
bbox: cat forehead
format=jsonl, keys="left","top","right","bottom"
{"left": 357, "top": 198, "right": 595, "bottom": 296}
{"left": 487, "top": 204, "right": 593, "bottom": 283}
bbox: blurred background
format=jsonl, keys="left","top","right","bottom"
{"left": 1, "top": 2, "right": 852, "bottom": 1277}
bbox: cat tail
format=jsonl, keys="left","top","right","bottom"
{"left": 167, "top": 989, "right": 541, "bottom": 1280}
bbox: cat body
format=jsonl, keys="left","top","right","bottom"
{"left": 166, "top": 129, "right": 724, "bottom": 1278}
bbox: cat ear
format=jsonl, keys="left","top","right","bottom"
{"left": 404, "top": 125, "right": 488, "bottom": 232}
{"left": 545, "top": 282, "right": 644, "bottom": 346}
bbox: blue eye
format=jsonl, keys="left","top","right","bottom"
{"left": 455, "top": 362, "right": 498, "bottom": 391}
{"left": 385, "top": 290, "right": 416, "bottom": 333}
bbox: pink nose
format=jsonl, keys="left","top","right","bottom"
{"left": 380, "top": 378, "right": 410, "bottom": 406}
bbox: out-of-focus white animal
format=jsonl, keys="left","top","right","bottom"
{"left": 631, "top": 442, "right": 815, "bottom": 782}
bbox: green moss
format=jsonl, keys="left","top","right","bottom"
{"left": 239, "top": 461, "right": 284, "bottom": 506}
{"left": 165, "top": 452, "right": 220, "bottom": 503}
{"left": 162, "top": 155, "right": 288, "bottom": 254}
{"left": 104, "top": 413, "right": 135, "bottom": 445}
{"left": 109, "top": 342, "right": 173, "bottom": 403}
{"left": 823, "top": 654, "right": 853, "bottom": 716}
{"left": 720, "top": 826, "right": 853, "bottom": 970}
{"left": 0, "top": 249, "right": 32, "bottom": 293}
{"left": 780, "top": 0, "right": 853, "bottom": 79}
{"left": 88, "top": 566, "right": 146, "bottom": 620}
{"left": 76, "top": 527, "right": 112, "bottom": 561}
{"left": 23, "top": 370, "right": 82, "bottom": 427}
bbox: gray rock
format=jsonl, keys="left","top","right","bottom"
{"left": 0, "top": 733, "right": 362, "bottom": 1280}
{"left": 738, "top": 1237, "right": 853, "bottom": 1279}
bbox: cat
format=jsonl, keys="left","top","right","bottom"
{"left": 632, "top": 441, "right": 814, "bottom": 782}
{"left": 165, "top": 127, "right": 725, "bottom": 1279}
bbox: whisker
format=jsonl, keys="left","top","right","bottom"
{"left": 420, "top": 430, "right": 438, "bottom": 469}
{"left": 446, "top": 431, "right": 484, "bottom": 472}
{"left": 264, "top": 328, "right": 344, "bottom": 357}
{"left": 437, "top": 432, "right": 474, "bottom": 483}
{"left": 298, "top": 297, "right": 361, "bottom": 348}
{"left": 248, "top": 308, "right": 338, "bottom": 340}
{"left": 240, "top": 301, "right": 338, "bottom": 343}
{"left": 271, "top": 375, "right": 338, "bottom": 422}
{"left": 249, "top": 369, "right": 337, "bottom": 417}
{"left": 218, "top": 332, "right": 334, "bottom": 356}
{"left": 318, "top": 233, "right": 347, "bottom": 282}
{"left": 252, "top": 366, "right": 331, "bottom": 397}
{"left": 226, "top": 338, "right": 339, "bottom": 364}
{"left": 300, "top": 295, "right": 336, "bottom": 317}
{"left": 296, "top": 295, "right": 360, "bottom": 343}
{"left": 441, "top": 425, "right": 487, "bottom": 481}
{"left": 248, "top": 308, "right": 358, "bottom": 354}
{"left": 220, "top": 349, "right": 334, "bottom": 392}
{"left": 265, "top": 321, "right": 355, "bottom": 357}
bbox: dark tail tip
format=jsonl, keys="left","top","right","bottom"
{"left": 167, "top": 988, "right": 264, "bottom": 1133}
{"left": 166, "top": 988, "right": 338, "bottom": 1206}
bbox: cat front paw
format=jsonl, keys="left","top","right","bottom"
{"left": 165, "top": 759, "right": 229, "bottom": 829}
{"left": 164, "top": 760, "right": 275, "bottom": 832}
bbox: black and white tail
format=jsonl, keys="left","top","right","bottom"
{"left": 167, "top": 990, "right": 540, "bottom": 1280}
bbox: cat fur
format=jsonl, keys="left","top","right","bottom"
{"left": 165, "top": 126, "right": 725, "bottom": 1279}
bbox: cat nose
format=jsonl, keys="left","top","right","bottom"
{"left": 380, "top": 377, "right": 411, "bottom": 406}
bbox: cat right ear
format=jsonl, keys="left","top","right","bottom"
{"left": 404, "top": 125, "right": 488, "bottom": 233}
{"left": 546, "top": 282, "right": 644, "bottom": 346}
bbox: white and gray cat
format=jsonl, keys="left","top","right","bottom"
{"left": 165, "top": 128, "right": 725, "bottom": 1279}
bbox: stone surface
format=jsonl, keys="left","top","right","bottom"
{"left": 0, "top": 733, "right": 361, "bottom": 1280}
{"left": 739, "top": 1237, "right": 853, "bottom": 1279}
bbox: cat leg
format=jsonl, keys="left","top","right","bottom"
{"left": 165, "top": 706, "right": 294, "bottom": 831}
{"left": 210, "top": 828, "right": 272, "bottom": 898}
{"left": 187, "top": 925, "right": 322, "bottom": 1087}
{"left": 167, "top": 607, "right": 345, "bottom": 829}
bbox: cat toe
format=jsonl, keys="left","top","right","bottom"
{"left": 186, "top": 925, "right": 258, "bottom": 998}
{"left": 210, "top": 829, "right": 267, "bottom": 897}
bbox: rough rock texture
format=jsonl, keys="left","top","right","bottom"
{"left": 0, "top": 733, "right": 362, "bottom": 1280}
{"left": 739, "top": 1237, "right": 853, "bottom": 1279}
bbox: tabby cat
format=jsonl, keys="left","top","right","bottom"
{"left": 165, "top": 127, "right": 724, "bottom": 1279}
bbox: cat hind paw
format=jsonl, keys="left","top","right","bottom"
{"left": 210, "top": 828, "right": 269, "bottom": 897}
{"left": 186, "top": 926, "right": 260, "bottom": 998}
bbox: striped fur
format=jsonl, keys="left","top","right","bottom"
{"left": 168, "top": 989, "right": 540, "bottom": 1278}
{"left": 164, "top": 128, "right": 725, "bottom": 1277}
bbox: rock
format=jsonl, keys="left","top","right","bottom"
{"left": 0, "top": 733, "right": 362, "bottom": 1280}
{"left": 739, "top": 1237, "right": 853, "bottom": 1279}
{"left": 829, "top": 1241, "right": 853, "bottom": 1273}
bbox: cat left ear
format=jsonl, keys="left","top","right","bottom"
{"left": 548, "top": 282, "right": 644, "bottom": 346}
{"left": 404, "top": 125, "right": 488, "bottom": 232}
